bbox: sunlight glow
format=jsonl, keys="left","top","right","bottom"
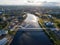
{"left": 0, "top": 0, "right": 60, "bottom": 5}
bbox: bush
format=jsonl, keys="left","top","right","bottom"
{"left": 57, "top": 23, "right": 60, "bottom": 28}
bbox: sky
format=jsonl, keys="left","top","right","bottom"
{"left": 0, "top": 0, "right": 60, "bottom": 5}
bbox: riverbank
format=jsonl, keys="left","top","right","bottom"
{"left": 38, "top": 18, "right": 60, "bottom": 45}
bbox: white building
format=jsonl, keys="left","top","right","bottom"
{"left": 0, "top": 38, "right": 8, "bottom": 45}
{"left": 0, "top": 30, "right": 8, "bottom": 36}
{"left": 3, "top": 17, "right": 6, "bottom": 21}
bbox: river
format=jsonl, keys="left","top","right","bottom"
{"left": 10, "top": 13, "right": 53, "bottom": 45}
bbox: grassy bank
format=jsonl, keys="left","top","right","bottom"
{"left": 38, "top": 18, "right": 60, "bottom": 45}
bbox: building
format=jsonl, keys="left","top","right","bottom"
{"left": 44, "top": 21, "right": 54, "bottom": 28}
{"left": 0, "top": 30, "right": 8, "bottom": 36}
{"left": 0, "top": 11, "right": 3, "bottom": 15}
{"left": 0, "top": 38, "right": 8, "bottom": 45}
{"left": 44, "top": 21, "right": 56, "bottom": 31}
{"left": 48, "top": 15, "right": 52, "bottom": 18}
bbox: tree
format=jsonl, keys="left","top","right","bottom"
{"left": 57, "top": 23, "right": 60, "bottom": 28}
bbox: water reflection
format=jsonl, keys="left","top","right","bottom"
{"left": 25, "top": 13, "right": 38, "bottom": 22}
{"left": 21, "top": 13, "right": 40, "bottom": 28}
{"left": 11, "top": 30, "right": 53, "bottom": 45}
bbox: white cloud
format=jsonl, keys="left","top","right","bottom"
{"left": 0, "top": 0, "right": 60, "bottom": 5}
{"left": 0, "top": 0, "right": 27, "bottom": 5}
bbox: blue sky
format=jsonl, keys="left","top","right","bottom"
{"left": 0, "top": 0, "right": 60, "bottom": 5}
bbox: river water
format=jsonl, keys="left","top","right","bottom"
{"left": 20, "top": 13, "right": 40, "bottom": 28}
{"left": 10, "top": 13, "right": 53, "bottom": 45}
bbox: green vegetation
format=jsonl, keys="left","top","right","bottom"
{"left": 0, "top": 16, "right": 9, "bottom": 29}
{"left": 57, "top": 23, "right": 60, "bottom": 28}
{"left": 8, "top": 30, "right": 16, "bottom": 35}
{"left": 52, "top": 17, "right": 60, "bottom": 29}
{"left": 0, "top": 21, "right": 7, "bottom": 29}
{"left": 38, "top": 18, "right": 60, "bottom": 45}
{"left": 0, "top": 25, "right": 3, "bottom": 29}
{"left": 49, "top": 31, "right": 60, "bottom": 45}
{"left": 51, "top": 14, "right": 60, "bottom": 19}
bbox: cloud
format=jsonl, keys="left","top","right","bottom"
{"left": 0, "top": 0, "right": 27, "bottom": 5}
{"left": 0, "top": 0, "right": 60, "bottom": 5}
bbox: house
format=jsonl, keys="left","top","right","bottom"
{"left": 44, "top": 21, "right": 54, "bottom": 28}
{"left": 44, "top": 21, "right": 56, "bottom": 31}
{"left": 3, "top": 17, "right": 7, "bottom": 21}
{"left": 0, "top": 38, "right": 8, "bottom": 45}
{"left": 48, "top": 15, "right": 52, "bottom": 18}
{"left": 0, "top": 11, "right": 3, "bottom": 15}
{"left": 0, "top": 30, "right": 8, "bottom": 36}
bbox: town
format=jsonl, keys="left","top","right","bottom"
{"left": 0, "top": 6, "right": 60, "bottom": 45}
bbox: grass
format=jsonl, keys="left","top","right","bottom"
{"left": 38, "top": 18, "right": 60, "bottom": 45}
{"left": 0, "top": 25, "right": 3, "bottom": 29}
